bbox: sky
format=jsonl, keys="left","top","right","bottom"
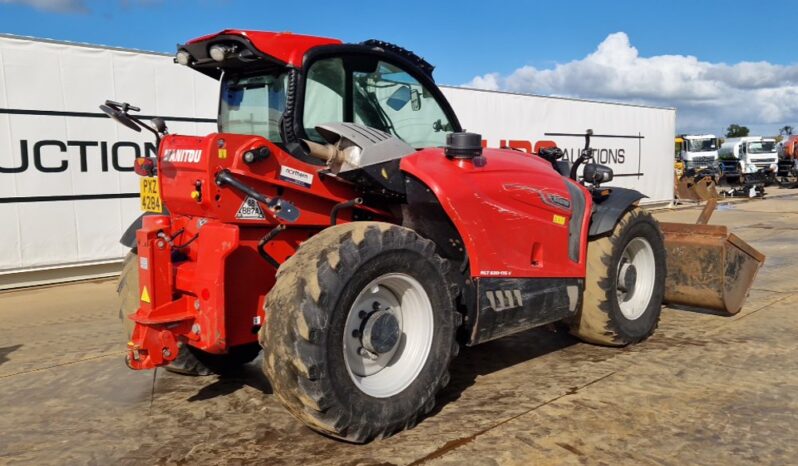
{"left": 0, "top": 0, "right": 796, "bottom": 136}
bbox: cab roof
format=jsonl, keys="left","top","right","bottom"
{"left": 186, "top": 29, "right": 341, "bottom": 67}
{"left": 179, "top": 29, "right": 342, "bottom": 78}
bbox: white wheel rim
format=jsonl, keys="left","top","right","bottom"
{"left": 616, "top": 237, "right": 656, "bottom": 320}
{"left": 343, "top": 273, "right": 434, "bottom": 398}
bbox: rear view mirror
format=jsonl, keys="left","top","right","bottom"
{"left": 99, "top": 103, "right": 141, "bottom": 133}
{"left": 386, "top": 85, "right": 412, "bottom": 111}
{"left": 151, "top": 117, "right": 168, "bottom": 134}
{"left": 410, "top": 89, "right": 421, "bottom": 111}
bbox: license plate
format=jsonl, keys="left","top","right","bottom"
{"left": 139, "top": 177, "right": 163, "bottom": 213}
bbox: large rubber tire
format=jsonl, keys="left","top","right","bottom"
{"left": 117, "top": 252, "right": 259, "bottom": 375}
{"left": 260, "top": 222, "right": 458, "bottom": 443}
{"left": 567, "top": 208, "right": 666, "bottom": 346}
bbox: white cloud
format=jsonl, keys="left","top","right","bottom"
{"left": 464, "top": 32, "right": 798, "bottom": 135}
{"left": 0, "top": 0, "right": 88, "bottom": 13}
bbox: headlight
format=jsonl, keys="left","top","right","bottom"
{"left": 209, "top": 44, "right": 230, "bottom": 62}
{"left": 176, "top": 50, "right": 192, "bottom": 66}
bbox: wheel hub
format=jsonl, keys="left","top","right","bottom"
{"left": 618, "top": 262, "right": 638, "bottom": 295}
{"left": 616, "top": 237, "right": 656, "bottom": 320}
{"left": 343, "top": 273, "right": 434, "bottom": 398}
{"left": 362, "top": 310, "right": 401, "bottom": 354}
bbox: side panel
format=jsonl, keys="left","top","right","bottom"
{"left": 401, "top": 148, "right": 592, "bottom": 279}
{"left": 470, "top": 277, "right": 583, "bottom": 345}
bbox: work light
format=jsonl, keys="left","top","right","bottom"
{"left": 176, "top": 50, "right": 191, "bottom": 66}
{"left": 209, "top": 44, "right": 230, "bottom": 62}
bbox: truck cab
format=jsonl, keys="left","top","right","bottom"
{"left": 719, "top": 136, "right": 778, "bottom": 182}
{"left": 677, "top": 134, "right": 719, "bottom": 170}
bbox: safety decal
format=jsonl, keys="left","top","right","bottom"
{"left": 236, "top": 196, "right": 266, "bottom": 220}
{"left": 279, "top": 166, "right": 314, "bottom": 188}
{"left": 140, "top": 286, "right": 151, "bottom": 303}
{"left": 553, "top": 214, "right": 566, "bottom": 225}
{"left": 218, "top": 148, "right": 228, "bottom": 159}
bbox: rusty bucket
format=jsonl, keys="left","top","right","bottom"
{"left": 675, "top": 174, "right": 719, "bottom": 202}
{"left": 661, "top": 200, "right": 766, "bottom": 314}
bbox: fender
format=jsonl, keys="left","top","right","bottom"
{"left": 120, "top": 207, "right": 170, "bottom": 249}
{"left": 588, "top": 187, "right": 646, "bottom": 237}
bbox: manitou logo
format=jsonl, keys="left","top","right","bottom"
{"left": 485, "top": 289, "right": 524, "bottom": 311}
{"left": 163, "top": 149, "right": 203, "bottom": 163}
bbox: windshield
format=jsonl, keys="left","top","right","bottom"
{"left": 747, "top": 141, "right": 776, "bottom": 154}
{"left": 353, "top": 61, "right": 454, "bottom": 148}
{"left": 302, "top": 57, "right": 455, "bottom": 149}
{"left": 686, "top": 138, "right": 717, "bottom": 152}
{"left": 219, "top": 72, "right": 288, "bottom": 142}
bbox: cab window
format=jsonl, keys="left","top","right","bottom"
{"left": 302, "top": 56, "right": 454, "bottom": 149}
{"left": 303, "top": 58, "right": 345, "bottom": 142}
{"left": 220, "top": 72, "right": 288, "bottom": 142}
{"left": 353, "top": 61, "right": 453, "bottom": 148}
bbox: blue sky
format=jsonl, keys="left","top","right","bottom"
{"left": 1, "top": 0, "right": 797, "bottom": 135}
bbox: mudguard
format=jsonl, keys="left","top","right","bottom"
{"left": 588, "top": 187, "right": 646, "bottom": 237}
{"left": 120, "top": 207, "right": 170, "bottom": 248}
{"left": 120, "top": 214, "right": 144, "bottom": 249}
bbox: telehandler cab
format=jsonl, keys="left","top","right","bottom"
{"left": 104, "top": 30, "right": 764, "bottom": 442}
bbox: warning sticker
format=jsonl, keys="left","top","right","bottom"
{"left": 236, "top": 197, "right": 266, "bottom": 220}
{"left": 140, "top": 286, "right": 151, "bottom": 303}
{"left": 279, "top": 166, "right": 314, "bottom": 188}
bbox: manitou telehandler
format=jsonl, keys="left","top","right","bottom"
{"left": 103, "top": 30, "right": 764, "bottom": 442}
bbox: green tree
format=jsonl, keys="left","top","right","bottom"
{"left": 725, "top": 124, "right": 750, "bottom": 138}
{"left": 779, "top": 125, "right": 794, "bottom": 136}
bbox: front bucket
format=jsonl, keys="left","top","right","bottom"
{"left": 660, "top": 203, "right": 765, "bottom": 314}
{"left": 675, "top": 175, "right": 719, "bottom": 202}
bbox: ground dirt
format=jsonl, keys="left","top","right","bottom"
{"left": 0, "top": 195, "right": 796, "bottom": 465}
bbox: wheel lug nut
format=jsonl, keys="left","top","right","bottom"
{"left": 372, "top": 301, "right": 381, "bottom": 310}
{"left": 358, "top": 347, "right": 378, "bottom": 360}
{"left": 358, "top": 310, "right": 368, "bottom": 319}
{"left": 352, "top": 329, "right": 361, "bottom": 338}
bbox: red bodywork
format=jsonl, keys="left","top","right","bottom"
{"left": 187, "top": 29, "right": 341, "bottom": 67}
{"left": 783, "top": 135, "right": 798, "bottom": 159}
{"left": 126, "top": 30, "right": 593, "bottom": 370}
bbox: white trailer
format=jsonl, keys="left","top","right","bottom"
{"left": 0, "top": 34, "right": 676, "bottom": 288}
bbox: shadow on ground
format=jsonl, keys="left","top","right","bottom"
{"left": 0, "top": 344, "right": 22, "bottom": 366}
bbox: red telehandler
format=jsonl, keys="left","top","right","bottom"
{"left": 102, "top": 30, "right": 764, "bottom": 442}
